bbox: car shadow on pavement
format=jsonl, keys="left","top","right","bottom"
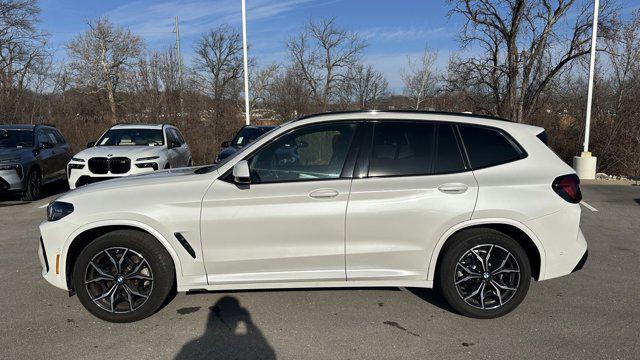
{"left": 0, "top": 180, "right": 68, "bottom": 207}
{"left": 634, "top": 198, "right": 640, "bottom": 205}
{"left": 407, "top": 288, "right": 456, "bottom": 314}
{"left": 174, "top": 296, "right": 276, "bottom": 360}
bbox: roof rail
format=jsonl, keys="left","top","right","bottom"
{"left": 296, "top": 110, "right": 513, "bottom": 122}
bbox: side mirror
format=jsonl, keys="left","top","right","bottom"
{"left": 40, "top": 141, "right": 54, "bottom": 149}
{"left": 169, "top": 141, "right": 181, "bottom": 149}
{"left": 86, "top": 141, "right": 95, "bottom": 148}
{"left": 221, "top": 141, "right": 231, "bottom": 148}
{"left": 232, "top": 160, "right": 251, "bottom": 184}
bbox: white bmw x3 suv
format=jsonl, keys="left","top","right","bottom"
{"left": 67, "top": 123, "right": 192, "bottom": 189}
{"left": 39, "top": 111, "right": 587, "bottom": 322}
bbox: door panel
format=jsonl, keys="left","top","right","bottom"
{"left": 201, "top": 179, "right": 351, "bottom": 284}
{"left": 346, "top": 173, "right": 478, "bottom": 280}
{"left": 200, "top": 121, "right": 360, "bottom": 285}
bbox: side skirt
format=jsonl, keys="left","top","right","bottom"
{"left": 182, "top": 280, "right": 433, "bottom": 293}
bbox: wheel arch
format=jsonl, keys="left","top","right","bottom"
{"left": 428, "top": 219, "right": 546, "bottom": 283}
{"left": 64, "top": 222, "right": 181, "bottom": 292}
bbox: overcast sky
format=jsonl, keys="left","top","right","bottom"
{"left": 39, "top": 0, "right": 640, "bottom": 91}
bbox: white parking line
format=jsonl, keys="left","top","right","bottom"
{"left": 37, "top": 203, "right": 48, "bottom": 209}
{"left": 580, "top": 201, "right": 598, "bottom": 212}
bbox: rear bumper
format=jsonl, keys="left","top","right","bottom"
{"left": 524, "top": 204, "right": 587, "bottom": 281}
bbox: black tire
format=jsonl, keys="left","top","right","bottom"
{"left": 438, "top": 228, "right": 531, "bottom": 319}
{"left": 21, "top": 168, "right": 42, "bottom": 201}
{"left": 73, "top": 230, "right": 175, "bottom": 323}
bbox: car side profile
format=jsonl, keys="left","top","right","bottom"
{"left": 38, "top": 111, "right": 587, "bottom": 322}
{"left": 1, "top": 124, "right": 71, "bottom": 200}
{"left": 67, "top": 123, "right": 192, "bottom": 189}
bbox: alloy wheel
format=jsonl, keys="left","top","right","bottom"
{"left": 84, "top": 247, "right": 154, "bottom": 313}
{"left": 454, "top": 244, "right": 520, "bottom": 310}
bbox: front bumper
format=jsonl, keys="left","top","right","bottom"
{"left": 0, "top": 168, "right": 25, "bottom": 193}
{"left": 572, "top": 250, "right": 588, "bottom": 273}
{"left": 39, "top": 219, "right": 77, "bottom": 291}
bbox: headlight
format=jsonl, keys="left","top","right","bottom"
{"left": 71, "top": 157, "right": 85, "bottom": 162}
{"left": 136, "top": 156, "right": 160, "bottom": 161}
{"left": 135, "top": 162, "right": 158, "bottom": 170}
{"left": 47, "top": 201, "right": 74, "bottom": 222}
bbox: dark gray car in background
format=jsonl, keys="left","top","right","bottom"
{"left": 215, "top": 125, "right": 276, "bottom": 163}
{"left": 0, "top": 124, "right": 72, "bottom": 200}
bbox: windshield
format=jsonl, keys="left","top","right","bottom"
{"left": 232, "top": 127, "right": 275, "bottom": 147}
{"left": 0, "top": 129, "right": 34, "bottom": 148}
{"left": 97, "top": 129, "right": 164, "bottom": 146}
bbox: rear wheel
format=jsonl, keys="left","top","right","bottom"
{"left": 438, "top": 228, "right": 531, "bottom": 319}
{"left": 21, "top": 168, "right": 42, "bottom": 201}
{"left": 73, "top": 230, "right": 175, "bottom": 323}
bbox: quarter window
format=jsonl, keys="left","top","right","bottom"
{"left": 249, "top": 123, "right": 356, "bottom": 183}
{"left": 369, "top": 122, "right": 435, "bottom": 177}
{"left": 459, "top": 125, "right": 524, "bottom": 169}
{"left": 434, "top": 124, "right": 465, "bottom": 173}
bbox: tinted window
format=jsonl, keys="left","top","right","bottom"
{"left": 434, "top": 124, "right": 465, "bottom": 173}
{"left": 369, "top": 122, "right": 435, "bottom": 177}
{"left": 37, "top": 130, "right": 49, "bottom": 145}
{"left": 249, "top": 123, "right": 356, "bottom": 183}
{"left": 166, "top": 128, "right": 180, "bottom": 144}
{"left": 0, "top": 129, "right": 34, "bottom": 148}
{"left": 51, "top": 129, "right": 66, "bottom": 144}
{"left": 459, "top": 125, "right": 524, "bottom": 169}
{"left": 173, "top": 129, "right": 185, "bottom": 144}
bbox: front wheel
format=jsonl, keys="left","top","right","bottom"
{"left": 21, "top": 168, "right": 42, "bottom": 201}
{"left": 73, "top": 230, "right": 175, "bottom": 323}
{"left": 438, "top": 228, "right": 531, "bottom": 319}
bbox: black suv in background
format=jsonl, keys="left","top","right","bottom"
{"left": 0, "top": 124, "right": 72, "bottom": 200}
{"left": 215, "top": 125, "right": 275, "bottom": 163}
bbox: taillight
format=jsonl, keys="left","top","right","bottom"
{"left": 552, "top": 174, "right": 582, "bottom": 203}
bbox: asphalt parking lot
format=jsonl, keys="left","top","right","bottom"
{"left": 1, "top": 183, "right": 639, "bottom": 360}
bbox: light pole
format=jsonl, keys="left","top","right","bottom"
{"left": 241, "top": 0, "right": 250, "bottom": 125}
{"left": 573, "top": 0, "right": 599, "bottom": 179}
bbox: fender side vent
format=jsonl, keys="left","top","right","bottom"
{"left": 174, "top": 232, "right": 196, "bottom": 258}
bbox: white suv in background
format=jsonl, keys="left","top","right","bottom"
{"left": 39, "top": 111, "right": 587, "bottom": 322}
{"left": 67, "top": 124, "right": 192, "bottom": 189}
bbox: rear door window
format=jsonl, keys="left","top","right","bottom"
{"left": 369, "top": 122, "right": 435, "bottom": 177}
{"left": 459, "top": 125, "right": 525, "bottom": 169}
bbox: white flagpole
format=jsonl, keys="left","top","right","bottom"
{"left": 573, "top": 0, "right": 599, "bottom": 179}
{"left": 583, "top": 0, "right": 599, "bottom": 153}
{"left": 241, "top": 0, "right": 250, "bottom": 125}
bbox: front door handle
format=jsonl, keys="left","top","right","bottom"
{"left": 438, "top": 183, "right": 469, "bottom": 194}
{"left": 309, "top": 188, "right": 339, "bottom": 199}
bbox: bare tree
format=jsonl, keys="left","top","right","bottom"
{"left": 339, "top": 63, "right": 389, "bottom": 109}
{"left": 287, "top": 17, "right": 367, "bottom": 111}
{"left": 192, "top": 24, "right": 244, "bottom": 121}
{"left": 447, "top": 0, "right": 616, "bottom": 123}
{"left": 0, "top": 0, "right": 49, "bottom": 121}
{"left": 402, "top": 47, "right": 438, "bottom": 110}
{"left": 66, "top": 17, "right": 143, "bottom": 123}
{"left": 249, "top": 63, "right": 279, "bottom": 111}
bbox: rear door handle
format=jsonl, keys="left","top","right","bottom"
{"left": 309, "top": 188, "right": 339, "bottom": 199}
{"left": 438, "top": 183, "right": 469, "bottom": 194}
